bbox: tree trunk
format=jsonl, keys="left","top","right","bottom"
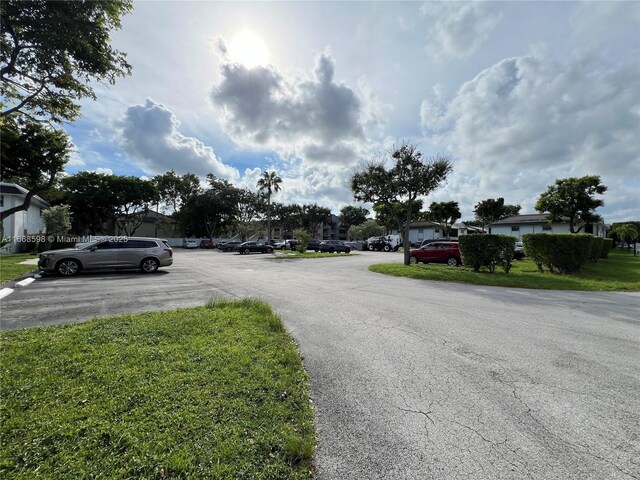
{"left": 403, "top": 205, "right": 412, "bottom": 265}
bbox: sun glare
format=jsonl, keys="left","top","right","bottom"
{"left": 228, "top": 31, "right": 269, "bottom": 69}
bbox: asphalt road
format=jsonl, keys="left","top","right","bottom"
{"left": 2, "top": 250, "right": 639, "bottom": 479}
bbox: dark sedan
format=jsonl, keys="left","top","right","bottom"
{"left": 319, "top": 240, "right": 351, "bottom": 253}
{"left": 219, "top": 241, "right": 242, "bottom": 252}
{"left": 237, "top": 241, "right": 274, "bottom": 254}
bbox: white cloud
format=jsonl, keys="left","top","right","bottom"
{"left": 119, "top": 99, "right": 239, "bottom": 180}
{"left": 421, "top": 2, "right": 502, "bottom": 61}
{"left": 211, "top": 50, "right": 376, "bottom": 167}
{"left": 67, "top": 157, "right": 86, "bottom": 168}
{"left": 420, "top": 51, "right": 640, "bottom": 221}
{"left": 93, "top": 167, "right": 113, "bottom": 176}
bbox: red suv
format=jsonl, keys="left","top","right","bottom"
{"left": 409, "top": 241, "right": 461, "bottom": 266}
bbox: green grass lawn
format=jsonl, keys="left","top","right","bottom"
{"left": 0, "top": 300, "right": 315, "bottom": 479}
{"left": 0, "top": 253, "right": 39, "bottom": 283}
{"left": 369, "top": 250, "right": 640, "bottom": 291}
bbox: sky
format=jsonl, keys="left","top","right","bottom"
{"left": 65, "top": 1, "right": 640, "bottom": 223}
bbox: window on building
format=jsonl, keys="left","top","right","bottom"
{"left": 542, "top": 225, "right": 552, "bottom": 231}
{"left": 435, "top": 229, "right": 440, "bottom": 233}
{"left": 511, "top": 226, "right": 520, "bottom": 232}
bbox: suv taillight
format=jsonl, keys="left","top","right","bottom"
{"left": 164, "top": 248, "right": 173, "bottom": 257}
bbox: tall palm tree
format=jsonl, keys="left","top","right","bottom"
{"left": 257, "top": 170, "right": 282, "bottom": 242}
{"left": 609, "top": 223, "right": 639, "bottom": 254}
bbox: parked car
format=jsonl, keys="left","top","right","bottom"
{"left": 367, "top": 236, "right": 398, "bottom": 252}
{"left": 514, "top": 241, "right": 525, "bottom": 260}
{"left": 306, "top": 239, "right": 321, "bottom": 252}
{"left": 277, "top": 239, "right": 297, "bottom": 250}
{"left": 419, "top": 237, "right": 457, "bottom": 248}
{"left": 319, "top": 240, "right": 351, "bottom": 253}
{"left": 38, "top": 237, "right": 173, "bottom": 276}
{"left": 218, "top": 241, "right": 242, "bottom": 252}
{"left": 200, "top": 239, "right": 215, "bottom": 249}
{"left": 237, "top": 241, "right": 274, "bottom": 254}
{"left": 409, "top": 241, "right": 461, "bottom": 266}
{"left": 182, "top": 239, "right": 198, "bottom": 249}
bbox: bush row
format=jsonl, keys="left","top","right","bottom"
{"left": 522, "top": 233, "right": 594, "bottom": 274}
{"left": 458, "top": 235, "right": 516, "bottom": 273}
{"left": 601, "top": 238, "right": 613, "bottom": 259}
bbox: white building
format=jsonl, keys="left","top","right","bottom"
{"left": 1, "top": 182, "right": 49, "bottom": 253}
{"left": 488, "top": 214, "right": 606, "bottom": 240}
{"left": 389, "top": 221, "right": 445, "bottom": 244}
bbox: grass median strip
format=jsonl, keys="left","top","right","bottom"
{"left": 0, "top": 253, "right": 39, "bottom": 283}
{"left": 0, "top": 299, "right": 315, "bottom": 479}
{"left": 369, "top": 250, "right": 640, "bottom": 291}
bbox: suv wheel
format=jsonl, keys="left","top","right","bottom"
{"left": 345, "top": 248, "right": 351, "bottom": 254}
{"left": 266, "top": 247, "right": 273, "bottom": 253}
{"left": 410, "top": 256, "right": 418, "bottom": 265}
{"left": 447, "top": 256, "right": 460, "bottom": 267}
{"left": 383, "top": 244, "right": 391, "bottom": 252}
{"left": 141, "top": 257, "right": 159, "bottom": 273}
{"left": 243, "top": 248, "right": 250, "bottom": 255}
{"left": 368, "top": 244, "right": 375, "bottom": 251}
{"left": 57, "top": 259, "right": 81, "bottom": 276}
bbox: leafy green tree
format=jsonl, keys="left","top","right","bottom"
{"left": 303, "top": 204, "right": 331, "bottom": 239}
{"left": 1, "top": 0, "right": 132, "bottom": 122}
{"left": 111, "top": 176, "right": 157, "bottom": 236}
{"left": 61, "top": 172, "right": 156, "bottom": 235}
{"left": 338, "top": 205, "right": 369, "bottom": 230}
{"left": 352, "top": 142, "right": 452, "bottom": 265}
{"left": 234, "top": 189, "right": 264, "bottom": 242}
{"left": 181, "top": 176, "right": 240, "bottom": 240}
{"left": 275, "top": 203, "right": 304, "bottom": 240}
{"left": 152, "top": 170, "right": 201, "bottom": 213}
{"left": 373, "top": 200, "right": 423, "bottom": 233}
{"left": 42, "top": 204, "right": 71, "bottom": 235}
{"left": 609, "top": 223, "right": 639, "bottom": 254}
{"left": 535, "top": 175, "right": 607, "bottom": 233}
{"left": 424, "top": 201, "right": 461, "bottom": 237}
{"left": 348, "top": 220, "right": 384, "bottom": 241}
{"left": 256, "top": 170, "right": 282, "bottom": 242}
{"left": 61, "top": 172, "right": 119, "bottom": 234}
{"left": 0, "top": 116, "right": 71, "bottom": 221}
{"left": 474, "top": 197, "right": 521, "bottom": 232}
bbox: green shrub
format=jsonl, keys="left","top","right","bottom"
{"left": 590, "top": 237, "right": 604, "bottom": 262}
{"left": 601, "top": 238, "right": 613, "bottom": 259}
{"left": 522, "top": 233, "right": 593, "bottom": 274}
{"left": 294, "top": 229, "right": 310, "bottom": 253}
{"left": 459, "top": 235, "right": 515, "bottom": 273}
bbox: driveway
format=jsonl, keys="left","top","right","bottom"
{"left": 2, "top": 250, "right": 639, "bottom": 479}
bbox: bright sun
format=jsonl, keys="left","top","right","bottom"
{"left": 228, "top": 31, "right": 269, "bottom": 68}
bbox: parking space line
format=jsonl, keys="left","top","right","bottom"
{"left": 15, "top": 278, "right": 35, "bottom": 287}
{"left": 0, "top": 288, "right": 14, "bottom": 299}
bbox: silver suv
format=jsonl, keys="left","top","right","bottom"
{"left": 38, "top": 237, "right": 173, "bottom": 276}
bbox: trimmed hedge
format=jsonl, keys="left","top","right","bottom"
{"left": 459, "top": 235, "right": 516, "bottom": 273}
{"left": 590, "top": 237, "right": 604, "bottom": 262}
{"left": 601, "top": 238, "right": 613, "bottom": 259}
{"left": 522, "top": 233, "right": 593, "bottom": 274}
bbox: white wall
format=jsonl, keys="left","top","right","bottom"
{"left": 1, "top": 196, "right": 47, "bottom": 253}
{"left": 490, "top": 223, "right": 571, "bottom": 240}
{"left": 389, "top": 226, "right": 443, "bottom": 243}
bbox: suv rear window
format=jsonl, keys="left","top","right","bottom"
{"left": 139, "top": 240, "right": 158, "bottom": 248}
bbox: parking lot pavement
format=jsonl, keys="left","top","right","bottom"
{"left": 2, "top": 249, "right": 639, "bottom": 479}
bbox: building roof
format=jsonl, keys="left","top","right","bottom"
{"left": 489, "top": 214, "right": 566, "bottom": 226}
{"left": 0, "top": 182, "right": 49, "bottom": 207}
